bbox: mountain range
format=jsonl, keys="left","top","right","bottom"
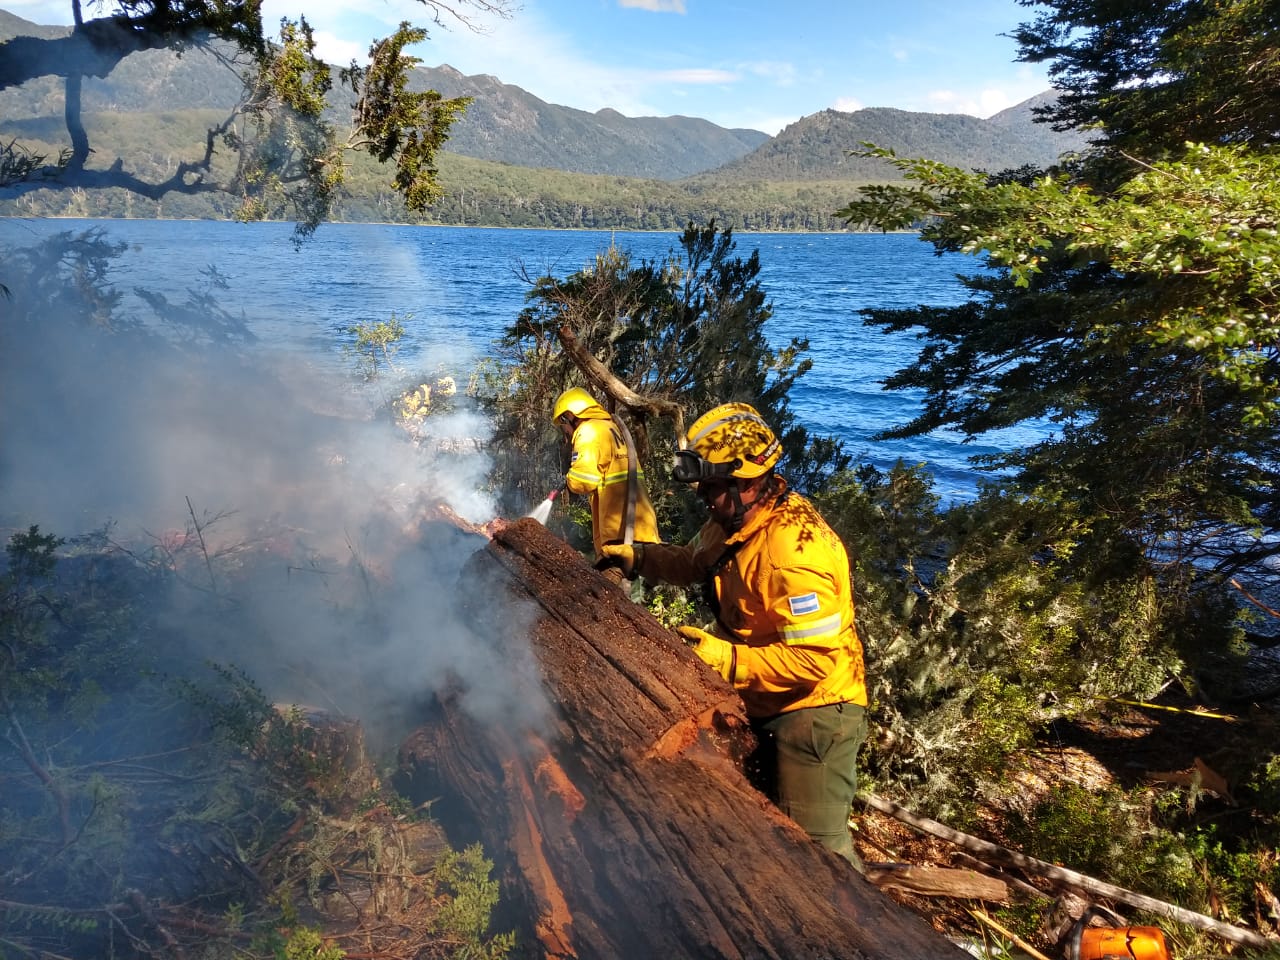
{"left": 0, "top": 9, "right": 1088, "bottom": 227}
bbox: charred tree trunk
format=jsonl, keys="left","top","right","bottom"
{"left": 397, "top": 518, "right": 968, "bottom": 960}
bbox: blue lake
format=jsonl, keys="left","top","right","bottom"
{"left": 2, "top": 218, "right": 1042, "bottom": 502}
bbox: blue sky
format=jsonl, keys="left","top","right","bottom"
{"left": 12, "top": 0, "right": 1054, "bottom": 135}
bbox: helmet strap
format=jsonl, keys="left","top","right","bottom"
{"left": 724, "top": 480, "right": 749, "bottom": 532}
{"left": 723, "top": 472, "right": 779, "bottom": 532}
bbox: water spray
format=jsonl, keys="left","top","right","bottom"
{"left": 526, "top": 489, "right": 559, "bottom": 525}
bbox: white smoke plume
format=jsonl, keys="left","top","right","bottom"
{"left": 0, "top": 238, "right": 551, "bottom": 751}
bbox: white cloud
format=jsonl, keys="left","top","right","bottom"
{"left": 975, "top": 88, "right": 1021, "bottom": 117}
{"left": 310, "top": 31, "right": 369, "bottom": 67}
{"left": 833, "top": 96, "right": 865, "bottom": 114}
{"left": 348, "top": 4, "right": 710, "bottom": 119}
{"left": 740, "top": 60, "right": 798, "bottom": 87}
{"left": 708, "top": 111, "right": 799, "bottom": 136}
{"left": 618, "top": 0, "right": 687, "bottom": 10}
{"left": 924, "top": 89, "right": 970, "bottom": 112}
{"left": 924, "top": 76, "right": 1046, "bottom": 118}
{"left": 756, "top": 114, "right": 802, "bottom": 135}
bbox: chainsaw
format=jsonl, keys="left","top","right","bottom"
{"left": 1066, "top": 906, "right": 1170, "bottom": 960}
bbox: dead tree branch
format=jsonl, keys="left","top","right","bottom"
{"left": 861, "top": 793, "right": 1275, "bottom": 950}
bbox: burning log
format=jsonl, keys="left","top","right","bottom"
{"left": 397, "top": 518, "right": 969, "bottom": 959}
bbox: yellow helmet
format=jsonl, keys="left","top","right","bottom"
{"left": 552, "top": 387, "right": 605, "bottom": 423}
{"left": 673, "top": 402, "right": 781, "bottom": 482}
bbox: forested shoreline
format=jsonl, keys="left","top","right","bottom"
{"left": 0, "top": 141, "right": 870, "bottom": 231}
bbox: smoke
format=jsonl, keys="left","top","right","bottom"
{"left": 0, "top": 239, "right": 551, "bottom": 752}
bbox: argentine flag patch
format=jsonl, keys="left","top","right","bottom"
{"left": 788, "top": 592, "right": 820, "bottom": 616}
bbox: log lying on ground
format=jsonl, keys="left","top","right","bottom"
{"left": 397, "top": 518, "right": 969, "bottom": 960}
{"left": 861, "top": 792, "right": 1276, "bottom": 951}
{"left": 862, "top": 863, "right": 1008, "bottom": 902}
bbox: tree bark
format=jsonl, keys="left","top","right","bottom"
{"left": 397, "top": 518, "right": 969, "bottom": 960}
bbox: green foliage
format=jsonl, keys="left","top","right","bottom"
{"left": 833, "top": 3, "right": 1280, "bottom": 724}
{"left": 178, "top": 664, "right": 360, "bottom": 808}
{"left": 252, "top": 896, "right": 348, "bottom": 960}
{"left": 0, "top": 3, "right": 505, "bottom": 237}
{"left": 0, "top": 137, "right": 69, "bottom": 183}
{"left": 0, "top": 525, "right": 198, "bottom": 924}
{"left": 989, "top": 898, "right": 1053, "bottom": 954}
{"left": 1, "top": 525, "right": 145, "bottom": 732}
{"left": 815, "top": 464, "right": 1209, "bottom": 808}
{"left": 840, "top": 0, "right": 1280, "bottom": 443}
{"left": 430, "top": 844, "right": 516, "bottom": 960}
{"left": 645, "top": 585, "right": 698, "bottom": 630}
{"left": 1005, "top": 780, "right": 1279, "bottom": 935}
{"left": 345, "top": 314, "right": 408, "bottom": 382}
{"left": 234, "top": 17, "right": 342, "bottom": 240}
{"left": 345, "top": 23, "right": 472, "bottom": 213}
{"left": 278, "top": 926, "right": 347, "bottom": 960}
{"left": 1245, "top": 750, "right": 1280, "bottom": 816}
{"left": 1013, "top": 0, "right": 1280, "bottom": 155}
{"left": 844, "top": 143, "right": 1280, "bottom": 424}
{"left": 480, "top": 220, "right": 847, "bottom": 536}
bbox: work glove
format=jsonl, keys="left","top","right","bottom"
{"left": 677, "top": 625, "right": 740, "bottom": 684}
{"left": 596, "top": 542, "right": 636, "bottom": 577}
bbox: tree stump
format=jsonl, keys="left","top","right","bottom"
{"left": 397, "top": 518, "right": 968, "bottom": 959}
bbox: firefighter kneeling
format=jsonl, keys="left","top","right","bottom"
{"left": 601, "top": 402, "right": 869, "bottom": 869}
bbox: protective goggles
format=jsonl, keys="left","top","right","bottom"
{"left": 671, "top": 449, "right": 741, "bottom": 484}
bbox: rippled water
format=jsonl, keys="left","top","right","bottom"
{"left": 3, "top": 218, "right": 1039, "bottom": 501}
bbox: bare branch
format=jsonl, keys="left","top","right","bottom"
{"left": 555, "top": 322, "right": 686, "bottom": 449}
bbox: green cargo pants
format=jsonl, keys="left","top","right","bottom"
{"left": 747, "top": 702, "right": 868, "bottom": 869}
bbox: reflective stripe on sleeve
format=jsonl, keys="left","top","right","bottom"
{"left": 599, "top": 468, "right": 641, "bottom": 487}
{"left": 567, "top": 466, "right": 602, "bottom": 487}
{"left": 779, "top": 613, "right": 843, "bottom": 646}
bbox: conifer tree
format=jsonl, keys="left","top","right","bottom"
{"left": 839, "top": 0, "right": 1280, "bottom": 608}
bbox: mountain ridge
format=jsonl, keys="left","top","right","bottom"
{"left": 0, "top": 8, "right": 1084, "bottom": 183}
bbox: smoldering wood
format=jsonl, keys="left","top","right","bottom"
{"left": 396, "top": 517, "right": 970, "bottom": 960}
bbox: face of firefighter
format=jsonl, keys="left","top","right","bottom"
{"left": 697, "top": 474, "right": 765, "bottom": 526}
{"left": 557, "top": 414, "right": 575, "bottom": 439}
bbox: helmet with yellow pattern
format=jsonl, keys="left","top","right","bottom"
{"left": 672, "top": 402, "right": 781, "bottom": 483}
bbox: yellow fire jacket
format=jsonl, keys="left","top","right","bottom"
{"left": 564, "top": 413, "right": 659, "bottom": 557}
{"left": 633, "top": 481, "right": 866, "bottom": 718}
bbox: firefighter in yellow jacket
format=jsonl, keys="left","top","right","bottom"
{"left": 552, "top": 388, "right": 659, "bottom": 575}
{"left": 600, "top": 402, "right": 868, "bottom": 866}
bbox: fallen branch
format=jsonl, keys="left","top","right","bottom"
{"left": 1230, "top": 577, "right": 1280, "bottom": 621}
{"left": 863, "top": 862, "right": 1008, "bottom": 901}
{"left": 861, "top": 793, "right": 1275, "bottom": 951}
{"left": 951, "top": 851, "right": 1045, "bottom": 901}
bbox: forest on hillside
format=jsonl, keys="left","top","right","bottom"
{"left": 0, "top": 111, "right": 871, "bottom": 230}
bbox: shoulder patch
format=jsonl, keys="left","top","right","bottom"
{"left": 788, "top": 592, "right": 820, "bottom": 616}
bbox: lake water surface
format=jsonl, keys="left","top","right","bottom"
{"left": 3, "top": 218, "right": 1042, "bottom": 501}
